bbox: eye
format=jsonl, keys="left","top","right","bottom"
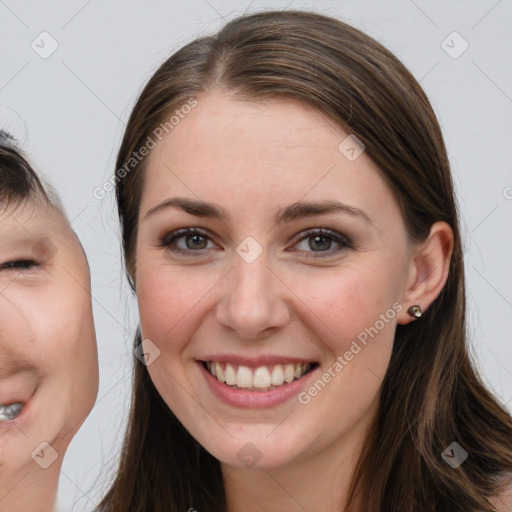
{"left": 290, "top": 228, "right": 352, "bottom": 257}
{"left": 160, "top": 227, "right": 352, "bottom": 258}
{"left": 0, "top": 260, "right": 40, "bottom": 271}
{"left": 160, "top": 228, "right": 216, "bottom": 256}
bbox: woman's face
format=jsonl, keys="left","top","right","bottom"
{"left": 135, "top": 93, "right": 417, "bottom": 470}
{"left": 0, "top": 200, "right": 98, "bottom": 474}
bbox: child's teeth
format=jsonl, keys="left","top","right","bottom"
{"left": 0, "top": 402, "right": 24, "bottom": 421}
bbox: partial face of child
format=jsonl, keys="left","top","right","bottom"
{"left": 0, "top": 198, "right": 98, "bottom": 496}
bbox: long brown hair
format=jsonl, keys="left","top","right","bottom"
{"left": 97, "top": 10, "right": 512, "bottom": 512}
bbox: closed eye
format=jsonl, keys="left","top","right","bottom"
{"left": 0, "top": 260, "right": 40, "bottom": 271}
{"left": 160, "top": 227, "right": 353, "bottom": 258}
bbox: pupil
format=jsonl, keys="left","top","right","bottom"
{"left": 311, "top": 236, "right": 330, "bottom": 251}
{"left": 188, "top": 234, "right": 206, "bottom": 249}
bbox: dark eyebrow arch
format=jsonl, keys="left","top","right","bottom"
{"left": 143, "top": 197, "right": 372, "bottom": 224}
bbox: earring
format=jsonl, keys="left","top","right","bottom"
{"left": 407, "top": 305, "right": 423, "bottom": 318}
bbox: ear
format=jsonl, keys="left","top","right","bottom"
{"left": 397, "top": 221, "right": 454, "bottom": 325}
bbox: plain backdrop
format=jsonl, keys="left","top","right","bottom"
{"left": 1, "top": 0, "right": 511, "bottom": 510}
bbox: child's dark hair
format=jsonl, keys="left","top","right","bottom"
{"left": 0, "top": 130, "right": 64, "bottom": 214}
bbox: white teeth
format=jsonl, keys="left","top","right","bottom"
{"left": 0, "top": 402, "right": 24, "bottom": 422}
{"left": 206, "top": 361, "right": 314, "bottom": 390}
{"left": 225, "top": 363, "right": 237, "bottom": 385}
{"left": 271, "top": 365, "right": 284, "bottom": 385}
{"left": 215, "top": 362, "right": 225, "bottom": 383}
{"left": 236, "top": 366, "right": 253, "bottom": 388}
{"left": 284, "top": 364, "right": 295, "bottom": 383}
{"left": 253, "top": 367, "right": 271, "bottom": 388}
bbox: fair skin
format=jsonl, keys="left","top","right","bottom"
{"left": 0, "top": 200, "right": 98, "bottom": 512}
{"left": 135, "top": 92, "right": 453, "bottom": 511}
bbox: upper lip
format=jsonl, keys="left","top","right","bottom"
{"left": 197, "top": 354, "right": 318, "bottom": 368}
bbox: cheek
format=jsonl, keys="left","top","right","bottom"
{"left": 136, "top": 265, "right": 211, "bottom": 348}
{"left": 29, "top": 286, "right": 97, "bottom": 369}
{"left": 291, "top": 266, "right": 398, "bottom": 346}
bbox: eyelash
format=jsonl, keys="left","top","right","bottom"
{"left": 160, "top": 228, "right": 353, "bottom": 258}
{"left": 0, "top": 260, "right": 40, "bottom": 271}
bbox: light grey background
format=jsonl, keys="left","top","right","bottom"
{"left": 1, "top": 0, "right": 511, "bottom": 510}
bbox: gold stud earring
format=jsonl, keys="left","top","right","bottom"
{"left": 407, "top": 305, "right": 422, "bottom": 318}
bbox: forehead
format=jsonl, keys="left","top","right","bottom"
{"left": 141, "top": 93, "right": 398, "bottom": 224}
{"left": 0, "top": 200, "right": 71, "bottom": 246}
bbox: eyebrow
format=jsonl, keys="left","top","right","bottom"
{"left": 143, "top": 197, "right": 372, "bottom": 225}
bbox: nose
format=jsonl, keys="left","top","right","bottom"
{"left": 215, "top": 248, "right": 290, "bottom": 340}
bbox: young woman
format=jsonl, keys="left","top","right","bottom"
{"left": 0, "top": 131, "right": 99, "bottom": 512}
{"left": 98, "top": 10, "right": 512, "bottom": 512}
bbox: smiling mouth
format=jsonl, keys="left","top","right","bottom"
{"left": 0, "top": 402, "right": 24, "bottom": 422}
{"left": 202, "top": 361, "right": 319, "bottom": 391}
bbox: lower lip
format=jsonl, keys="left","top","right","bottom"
{"left": 0, "top": 391, "right": 35, "bottom": 433}
{"left": 197, "top": 361, "right": 318, "bottom": 409}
